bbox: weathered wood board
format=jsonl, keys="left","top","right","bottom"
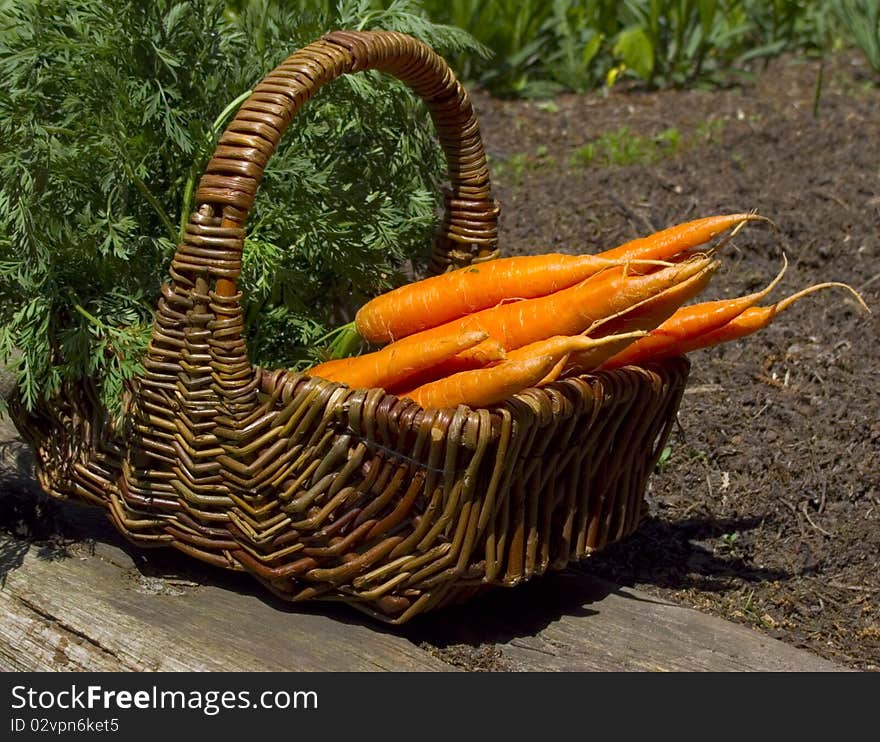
{"left": 414, "top": 570, "right": 843, "bottom": 672}
{"left": 0, "top": 535, "right": 455, "bottom": 672}
{"left": 0, "top": 418, "right": 844, "bottom": 672}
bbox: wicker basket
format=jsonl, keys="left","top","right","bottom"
{"left": 9, "top": 30, "right": 689, "bottom": 623}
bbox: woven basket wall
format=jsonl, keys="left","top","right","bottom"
{"left": 9, "top": 30, "right": 689, "bottom": 623}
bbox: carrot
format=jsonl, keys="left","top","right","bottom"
{"left": 355, "top": 213, "right": 762, "bottom": 344}
{"left": 596, "top": 258, "right": 788, "bottom": 369}
{"left": 598, "top": 212, "right": 767, "bottom": 264}
{"left": 446, "top": 255, "right": 716, "bottom": 362}
{"left": 562, "top": 260, "right": 719, "bottom": 375}
{"left": 385, "top": 259, "right": 699, "bottom": 386}
{"left": 504, "top": 332, "right": 648, "bottom": 385}
{"left": 355, "top": 256, "right": 672, "bottom": 345}
{"left": 603, "top": 253, "right": 786, "bottom": 337}
{"left": 307, "top": 330, "right": 489, "bottom": 390}
{"left": 586, "top": 213, "right": 756, "bottom": 342}
{"left": 384, "top": 338, "right": 507, "bottom": 393}
{"left": 602, "top": 282, "right": 869, "bottom": 368}
{"left": 402, "top": 355, "right": 557, "bottom": 410}
{"left": 589, "top": 256, "right": 722, "bottom": 338}
{"left": 305, "top": 354, "right": 352, "bottom": 379}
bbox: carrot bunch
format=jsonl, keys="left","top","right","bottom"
{"left": 306, "top": 213, "right": 868, "bottom": 410}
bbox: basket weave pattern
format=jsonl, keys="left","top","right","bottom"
{"left": 10, "top": 31, "right": 688, "bottom": 622}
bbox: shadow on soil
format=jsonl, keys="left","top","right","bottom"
{"left": 401, "top": 517, "right": 789, "bottom": 652}
{"left": 0, "top": 437, "right": 75, "bottom": 584}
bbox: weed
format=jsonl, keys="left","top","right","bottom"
{"left": 535, "top": 100, "right": 561, "bottom": 114}
{"left": 655, "top": 445, "right": 673, "bottom": 473}
{"left": 569, "top": 143, "right": 597, "bottom": 168}
{"left": 695, "top": 117, "right": 727, "bottom": 143}
{"left": 740, "top": 589, "right": 776, "bottom": 629}
{"left": 420, "top": 1, "right": 858, "bottom": 96}
{"left": 832, "top": 0, "right": 880, "bottom": 73}
{"left": 491, "top": 147, "right": 557, "bottom": 185}
{"left": 568, "top": 125, "right": 683, "bottom": 168}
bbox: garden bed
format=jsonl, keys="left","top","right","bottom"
{"left": 471, "top": 51, "right": 879, "bottom": 671}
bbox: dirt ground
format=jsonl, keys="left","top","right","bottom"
{"left": 470, "top": 51, "right": 879, "bottom": 671}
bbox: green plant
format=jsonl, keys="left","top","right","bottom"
{"left": 419, "top": 0, "right": 617, "bottom": 96}
{"left": 568, "top": 126, "right": 682, "bottom": 167}
{"left": 655, "top": 444, "right": 673, "bottom": 472}
{"left": 421, "top": 0, "right": 855, "bottom": 95}
{"left": 0, "top": 0, "right": 483, "bottom": 415}
{"left": 695, "top": 116, "right": 726, "bottom": 142}
{"left": 741, "top": 0, "right": 835, "bottom": 59}
{"left": 491, "top": 147, "right": 557, "bottom": 185}
{"left": 419, "top": 0, "right": 554, "bottom": 95}
{"left": 614, "top": 0, "right": 754, "bottom": 87}
{"left": 538, "top": 0, "right": 617, "bottom": 93}
{"left": 832, "top": 0, "right": 880, "bottom": 73}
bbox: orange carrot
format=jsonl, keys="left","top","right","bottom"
{"left": 446, "top": 255, "right": 715, "bottom": 362}
{"left": 602, "top": 282, "right": 868, "bottom": 368}
{"left": 307, "top": 330, "right": 489, "bottom": 390}
{"left": 541, "top": 355, "right": 571, "bottom": 387}
{"left": 355, "top": 213, "right": 761, "bottom": 344}
{"left": 585, "top": 215, "right": 759, "bottom": 340}
{"left": 504, "top": 332, "right": 647, "bottom": 385}
{"left": 598, "top": 212, "right": 766, "bottom": 264}
{"left": 383, "top": 338, "right": 507, "bottom": 395}
{"left": 562, "top": 260, "right": 719, "bottom": 375}
{"left": 608, "top": 251, "right": 784, "bottom": 336}
{"left": 402, "top": 355, "right": 557, "bottom": 410}
{"left": 589, "top": 256, "right": 722, "bottom": 338}
{"left": 595, "top": 258, "right": 787, "bottom": 369}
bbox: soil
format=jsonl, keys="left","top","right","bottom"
{"left": 469, "top": 51, "right": 880, "bottom": 671}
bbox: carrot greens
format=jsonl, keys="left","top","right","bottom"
{"left": 0, "top": 0, "right": 483, "bottom": 415}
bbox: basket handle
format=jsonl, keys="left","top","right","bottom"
{"left": 145, "top": 30, "right": 498, "bottom": 418}
{"left": 189, "top": 30, "right": 497, "bottom": 294}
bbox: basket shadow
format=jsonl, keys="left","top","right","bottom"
{"left": 584, "top": 514, "right": 792, "bottom": 593}
{"left": 0, "top": 436, "right": 77, "bottom": 583}
{"left": 0, "top": 428, "right": 792, "bottom": 648}
{"left": 0, "top": 477, "right": 375, "bottom": 631}
{"left": 401, "top": 513, "right": 790, "bottom": 649}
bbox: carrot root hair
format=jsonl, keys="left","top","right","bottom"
{"left": 775, "top": 282, "right": 870, "bottom": 315}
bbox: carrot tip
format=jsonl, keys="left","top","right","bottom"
{"left": 776, "top": 282, "right": 871, "bottom": 315}
{"left": 758, "top": 252, "right": 788, "bottom": 299}
{"left": 743, "top": 211, "right": 777, "bottom": 232}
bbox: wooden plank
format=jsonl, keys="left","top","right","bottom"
{"left": 0, "top": 418, "right": 845, "bottom": 672}
{"left": 0, "top": 535, "right": 455, "bottom": 671}
{"left": 409, "top": 571, "right": 845, "bottom": 672}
